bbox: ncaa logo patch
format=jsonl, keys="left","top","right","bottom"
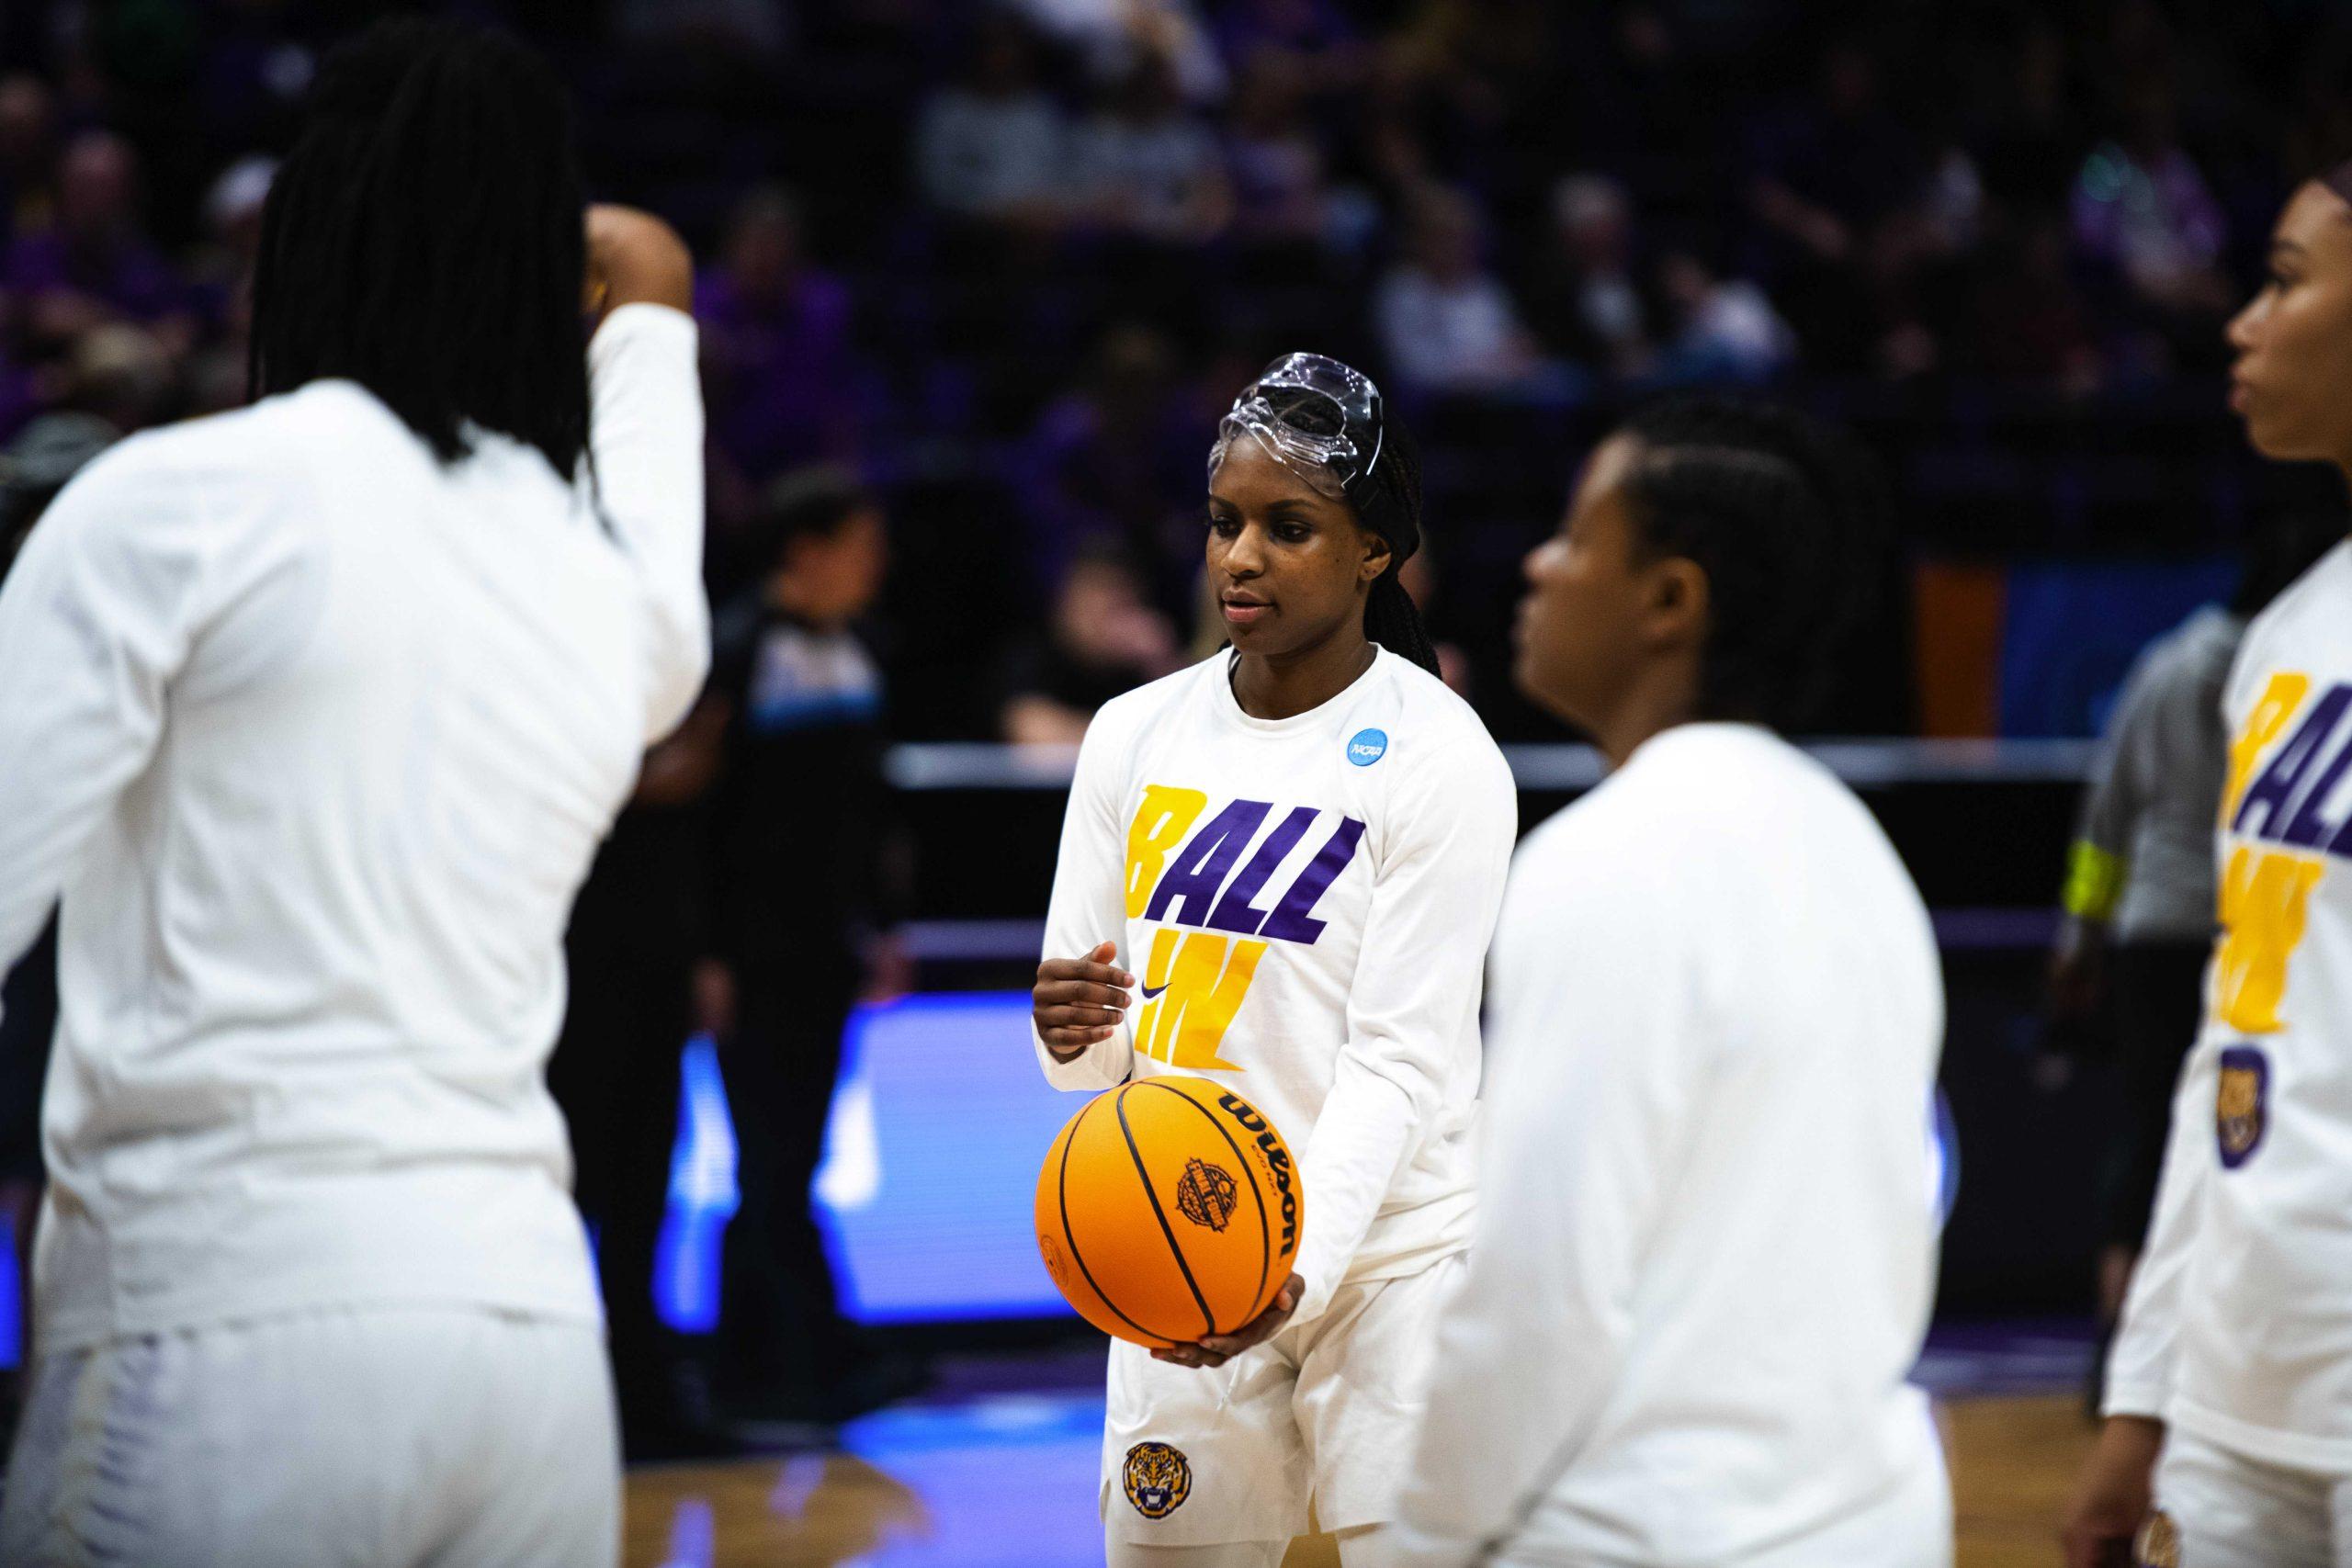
{"left": 1124, "top": 1441, "right": 1193, "bottom": 1519}
{"left": 2217, "top": 1045, "right": 2269, "bottom": 1169}
{"left": 1346, "top": 728, "right": 1388, "bottom": 767}
{"left": 2133, "top": 1508, "right": 2179, "bottom": 1568}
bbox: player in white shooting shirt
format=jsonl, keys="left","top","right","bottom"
{"left": 1030, "top": 355, "right": 1515, "bottom": 1568}
{"left": 1396, "top": 398, "right": 1951, "bottom": 1568}
{"left": 2064, "top": 166, "right": 2352, "bottom": 1568}
{"left": 0, "top": 24, "right": 705, "bottom": 1567}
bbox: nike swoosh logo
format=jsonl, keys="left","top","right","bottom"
{"left": 1140, "top": 983, "right": 1169, "bottom": 1000}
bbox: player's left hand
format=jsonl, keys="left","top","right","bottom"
{"left": 1151, "top": 1274, "right": 1303, "bottom": 1370}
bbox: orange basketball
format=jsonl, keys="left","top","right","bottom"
{"left": 1035, "top": 1076, "right": 1306, "bottom": 1348}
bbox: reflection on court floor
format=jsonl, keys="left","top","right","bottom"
{"left": 626, "top": 1327, "right": 2101, "bottom": 1568}
{"left": 633, "top": 1389, "right": 1104, "bottom": 1568}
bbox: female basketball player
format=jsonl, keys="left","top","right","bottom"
{"left": 0, "top": 22, "right": 702, "bottom": 1565}
{"left": 1396, "top": 399, "right": 1951, "bottom": 1567}
{"left": 2064, "top": 166, "right": 2352, "bottom": 1568}
{"left": 1030, "top": 354, "right": 1517, "bottom": 1568}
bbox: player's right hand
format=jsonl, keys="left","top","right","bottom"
{"left": 2059, "top": 1415, "right": 2164, "bottom": 1568}
{"left": 1035, "top": 942, "right": 1133, "bottom": 1062}
{"left": 584, "top": 204, "right": 694, "bottom": 320}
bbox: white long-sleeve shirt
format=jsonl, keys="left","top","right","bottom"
{"left": 0, "top": 303, "right": 707, "bottom": 1351}
{"left": 1396, "top": 725, "right": 1946, "bottom": 1567}
{"left": 1033, "top": 649, "right": 1515, "bottom": 1323}
{"left": 2106, "top": 541, "right": 2352, "bottom": 1470}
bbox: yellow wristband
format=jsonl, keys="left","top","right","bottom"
{"left": 2063, "top": 840, "right": 2127, "bottom": 923}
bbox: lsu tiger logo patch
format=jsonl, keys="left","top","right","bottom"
{"left": 2217, "top": 1045, "right": 2269, "bottom": 1169}
{"left": 2133, "top": 1507, "right": 2179, "bottom": 1568}
{"left": 1123, "top": 1441, "right": 1192, "bottom": 1519}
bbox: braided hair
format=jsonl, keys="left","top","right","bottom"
{"left": 1351, "top": 418, "right": 1441, "bottom": 675}
{"left": 249, "top": 18, "right": 592, "bottom": 479}
{"left": 1615, "top": 396, "right": 1891, "bottom": 732}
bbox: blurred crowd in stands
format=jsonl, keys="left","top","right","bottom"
{"left": 3, "top": 0, "right": 2348, "bottom": 740}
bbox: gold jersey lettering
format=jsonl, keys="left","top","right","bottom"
{"left": 2225, "top": 672, "right": 2312, "bottom": 822}
{"left": 1125, "top": 786, "right": 1207, "bottom": 919}
{"left": 1135, "top": 927, "right": 1267, "bottom": 1071}
{"left": 2215, "top": 844, "right": 2325, "bottom": 1034}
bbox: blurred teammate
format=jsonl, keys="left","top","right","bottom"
{"left": 0, "top": 412, "right": 115, "bottom": 1447}
{"left": 0, "top": 21, "right": 705, "bottom": 1566}
{"left": 2048, "top": 513, "right": 2342, "bottom": 1405}
{"left": 1396, "top": 398, "right": 1951, "bottom": 1567}
{"left": 2064, "top": 165, "right": 2352, "bottom": 1568}
{"left": 1030, "top": 354, "right": 1516, "bottom": 1568}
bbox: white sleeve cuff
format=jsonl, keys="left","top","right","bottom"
{"left": 2100, "top": 1382, "right": 2169, "bottom": 1422}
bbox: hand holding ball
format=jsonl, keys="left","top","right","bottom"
{"left": 1035, "top": 1077, "right": 1305, "bottom": 1350}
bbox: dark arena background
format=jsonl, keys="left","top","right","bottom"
{"left": 0, "top": 1, "right": 2341, "bottom": 1563}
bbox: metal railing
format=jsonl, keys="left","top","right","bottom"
{"left": 886, "top": 737, "right": 2100, "bottom": 793}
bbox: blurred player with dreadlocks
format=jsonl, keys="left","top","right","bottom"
{"left": 0, "top": 19, "right": 706, "bottom": 1565}
{"left": 1029, "top": 354, "right": 1516, "bottom": 1566}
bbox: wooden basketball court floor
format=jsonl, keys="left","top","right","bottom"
{"left": 622, "top": 1332, "right": 2098, "bottom": 1568}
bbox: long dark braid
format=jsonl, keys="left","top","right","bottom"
{"left": 1616, "top": 395, "right": 1891, "bottom": 731}
{"left": 1351, "top": 418, "right": 1441, "bottom": 676}
{"left": 249, "top": 18, "right": 592, "bottom": 479}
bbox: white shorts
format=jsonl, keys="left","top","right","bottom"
{"left": 0, "top": 1303, "right": 619, "bottom": 1568}
{"left": 2148, "top": 1427, "right": 2352, "bottom": 1567}
{"left": 1102, "top": 1252, "right": 1463, "bottom": 1547}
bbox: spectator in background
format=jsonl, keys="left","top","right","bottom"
{"left": 998, "top": 543, "right": 1180, "bottom": 744}
{"left": 1069, "top": 51, "right": 1229, "bottom": 245}
{"left": 1374, "top": 183, "right": 1544, "bottom": 397}
{"left": 1523, "top": 173, "right": 1653, "bottom": 379}
{"left": 696, "top": 186, "right": 860, "bottom": 483}
{"left": 2070, "top": 76, "right": 2232, "bottom": 367}
{"left": 0, "top": 76, "right": 55, "bottom": 243}
{"left": 1386, "top": 0, "right": 1570, "bottom": 162}
{"left": 1213, "top": 0, "right": 1366, "bottom": 94}
{"left": 1019, "top": 321, "right": 1198, "bottom": 592}
{"left": 193, "top": 154, "right": 272, "bottom": 320}
{"left": 1962, "top": 209, "right": 2102, "bottom": 390}
{"left": 913, "top": 15, "right": 1066, "bottom": 231}
{"left": 183, "top": 154, "right": 275, "bottom": 416}
{"left": 54, "top": 321, "right": 173, "bottom": 434}
{"left": 1014, "top": 0, "right": 1227, "bottom": 105}
{"left": 1657, "top": 247, "right": 1798, "bottom": 384}
{"left": 2, "top": 131, "right": 192, "bottom": 359}
{"left": 1745, "top": 40, "right": 1928, "bottom": 373}
{"left": 2047, "top": 511, "right": 2346, "bottom": 1408}
{"left": 1747, "top": 41, "right": 1924, "bottom": 265}
{"left": 1224, "top": 52, "right": 1338, "bottom": 275}
{"left": 704, "top": 467, "right": 923, "bottom": 1433}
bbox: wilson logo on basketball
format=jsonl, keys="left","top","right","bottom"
{"left": 1175, "top": 1157, "right": 1238, "bottom": 1232}
{"left": 1216, "top": 1092, "right": 1299, "bottom": 1259}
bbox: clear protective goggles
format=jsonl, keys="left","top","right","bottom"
{"left": 1211, "top": 352, "right": 1385, "bottom": 500}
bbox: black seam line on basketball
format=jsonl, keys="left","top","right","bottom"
{"left": 1061, "top": 1092, "right": 1187, "bottom": 1346}
{"left": 1136, "top": 1080, "right": 1269, "bottom": 1324}
{"left": 1116, "top": 1089, "right": 1218, "bottom": 1340}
